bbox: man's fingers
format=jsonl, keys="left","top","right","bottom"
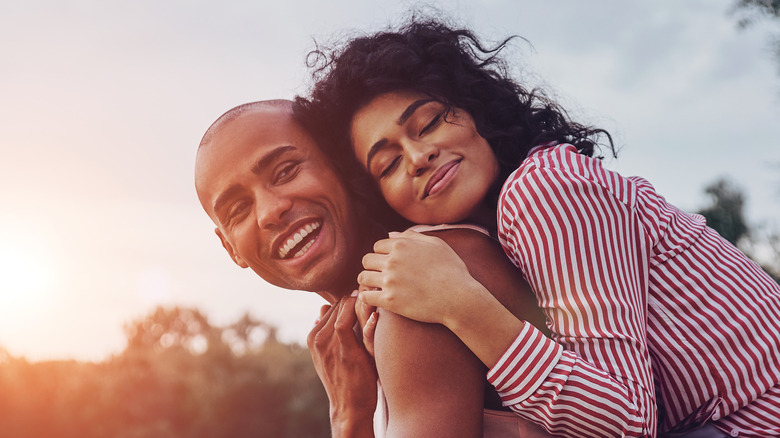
{"left": 307, "top": 300, "right": 341, "bottom": 348}
{"left": 362, "top": 311, "right": 378, "bottom": 357}
{"left": 318, "top": 304, "right": 331, "bottom": 321}
{"left": 355, "top": 294, "right": 376, "bottom": 329}
{"left": 334, "top": 294, "right": 359, "bottom": 333}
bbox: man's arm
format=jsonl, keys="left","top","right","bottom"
{"left": 308, "top": 297, "right": 377, "bottom": 438}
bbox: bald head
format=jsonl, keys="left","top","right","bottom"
{"left": 199, "top": 100, "right": 293, "bottom": 151}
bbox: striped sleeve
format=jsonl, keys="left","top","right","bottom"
{"left": 492, "top": 154, "right": 656, "bottom": 437}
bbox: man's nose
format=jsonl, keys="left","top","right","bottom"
{"left": 255, "top": 192, "right": 293, "bottom": 229}
{"left": 404, "top": 141, "right": 439, "bottom": 177}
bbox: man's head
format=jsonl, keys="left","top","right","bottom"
{"left": 195, "top": 100, "right": 360, "bottom": 298}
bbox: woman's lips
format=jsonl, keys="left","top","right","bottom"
{"left": 423, "top": 160, "right": 461, "bottom": 198}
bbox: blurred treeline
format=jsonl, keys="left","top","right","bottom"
{"left": 0, "top": 307, "right": 330, "bottom": 438}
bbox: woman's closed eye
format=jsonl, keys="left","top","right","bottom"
{"left": 419, "top": 113, "right": 443, "bottom": 136}
{"left": 379, "top": 155, "right": 401, "bottom": 179}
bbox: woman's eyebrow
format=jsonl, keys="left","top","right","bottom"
{"left": 366, "top": 98, "right": 434, "bottom": 171}
{"left": 397, "top": 98, "right": 434, "bottom": 125}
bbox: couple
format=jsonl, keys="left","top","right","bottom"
{"left": 195, "top": 19, "right": 780, "bottom": 437}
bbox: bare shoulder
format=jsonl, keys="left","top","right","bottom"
{"left": 374, "top": 305, "right": 485, "bottom": 437}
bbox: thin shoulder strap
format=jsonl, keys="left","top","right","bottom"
{"left": 406, "top": 223, "right": 490, "bottom": 237}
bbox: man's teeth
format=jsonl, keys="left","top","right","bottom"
{"left": 278, "top": 222, "right": 321, "bottom": 259}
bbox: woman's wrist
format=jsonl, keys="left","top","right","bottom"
{"left": 444, "top": 282, "right": 525, "bottom": 368}
{"left": 441, "top": 278, "right": 495, "bottom": 331}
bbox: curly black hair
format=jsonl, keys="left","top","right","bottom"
{"left": 294, "top": 17, "right": 614, "bottom": 226}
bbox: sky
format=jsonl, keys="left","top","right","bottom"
{"left": 1, "top": 0, "right": 779, "bottom": 362}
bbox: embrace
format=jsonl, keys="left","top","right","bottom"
{"left": 194, "top": 18, "right": 780, "bottom": 438}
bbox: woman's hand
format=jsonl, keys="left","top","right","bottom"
{"left": 307, "top": 295, "right": 377, "bottom": 438}
{"left": 357, "top": 230, "right": 486, "bottom": 328}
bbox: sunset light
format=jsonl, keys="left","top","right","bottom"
{"left": 0, "top": 233, "right": 56, "bottom": 336}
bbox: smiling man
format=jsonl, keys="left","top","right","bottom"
{"left": 195, "top": 100, "right": 365, "bottom": 302}
{"left": 194, "top": 100, "right": 507, "bottom": 438}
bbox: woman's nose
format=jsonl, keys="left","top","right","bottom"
{"left": 405, "top": 142, "right": 438, "bottom": 176}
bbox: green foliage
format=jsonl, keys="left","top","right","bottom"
{"left": 697, "top": 177, "right": 750, "bottom": 245}
{"left": 731, "top": 0, "right": 780, "bottom": 74}
{"left": 732, "top": 0, "right": 780, "bottom": 28}
{"left": 0, "top": 307, "right": 330, "bottom": 438}
{"left": 698, "top": 176, "right": 780, "bottom": 283}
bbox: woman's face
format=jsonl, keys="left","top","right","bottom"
{"left": 350, "top": 90, "right": 499, "bottom": 225}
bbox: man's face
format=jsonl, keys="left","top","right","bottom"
{"left": 195, "top": 106, "right": 358, "bottom": 294}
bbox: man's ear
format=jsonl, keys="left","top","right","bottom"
{"left": 215, "top": 228, "right": 248, "bottom": 268}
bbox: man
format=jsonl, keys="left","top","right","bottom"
{"left": 194, "top": 100, "right": 494, "bottom": 438}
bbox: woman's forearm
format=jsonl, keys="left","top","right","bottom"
{"left": 442, "top": 281, "right": 526, "bottom": 368}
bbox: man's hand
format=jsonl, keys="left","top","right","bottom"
{"left": 307, "top": 295, "right": 377, "bottom": 438}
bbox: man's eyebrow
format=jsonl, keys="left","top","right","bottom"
{"left": 365, "top": 99, "right": 434, "bottom": 172}
{"left": 212, "top": 145, "right": 297, "bottom": 218}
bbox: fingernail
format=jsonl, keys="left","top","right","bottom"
{"left": 368, "top": 312, "right": 378, "bottom": 323}
{"left": 350, "top": 290, "right": 359, "bottom": 297}
{"left": 314, "top": 319, "right": 320, "bottom": 325}
{"left": 388, "top": 231, "right": 401, "bottom": 237}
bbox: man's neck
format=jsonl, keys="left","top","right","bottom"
{"left": 315, "top": 228, "right": 384, "bottom": 305}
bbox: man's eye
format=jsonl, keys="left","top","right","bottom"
{"left": 274, "top": 162, "right": 300, "bottom": 184}
{"left": 227, "top": 201, "right": 250, "bottom": 223}
{"left": 419, "top": 113, "right": 442, "bottom": 136}
{"left": 379, "top": 156, "right": 401, "bottom": 178}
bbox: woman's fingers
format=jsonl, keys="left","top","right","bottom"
{"left": 358, "top": 288, "right": 388, "bottom": 309}
{"left": 357, "top": 269, "right": 385, "bottom": 290}
{"left": 361, "top": 252, "right": 387, "bottom": 271}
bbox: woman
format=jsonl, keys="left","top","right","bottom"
{"left": 298, "top": 17, "right": 780, "bottom": 438}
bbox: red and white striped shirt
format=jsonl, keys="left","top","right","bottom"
{"left": 488, "top": 144, "right": 780, "bottom": 437}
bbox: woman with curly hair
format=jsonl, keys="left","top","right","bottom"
{"left": 297, "top": 18, "right": 780, "bottom": 438}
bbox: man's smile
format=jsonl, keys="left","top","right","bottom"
{"left": 275, "top": 219, "right": 323, "bottom": 260}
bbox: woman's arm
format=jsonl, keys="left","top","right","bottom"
{"left": 359, "top": 210, "right": 656, "bottom": 437}
{"left": 359, "top": 228, "right": 549, "bottom": 368}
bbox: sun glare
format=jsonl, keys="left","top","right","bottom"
{"left": 0, "top": 237, "right": 56, "bottom": 336}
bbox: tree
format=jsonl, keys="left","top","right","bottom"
{"left": 731, "top": 0, "right": 780, "bottom": 72}
{"left": 697, "top": 177, "right": 750, "bottom": 245}
{"left": 0, "top": 307, "right": 331, "bottom": 438}
{"left": 697, "top": 176, "right": 780, "bottom": 283}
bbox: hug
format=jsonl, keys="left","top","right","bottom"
{"left": 196, "top": 17, "right": 780, "bottom": 438}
